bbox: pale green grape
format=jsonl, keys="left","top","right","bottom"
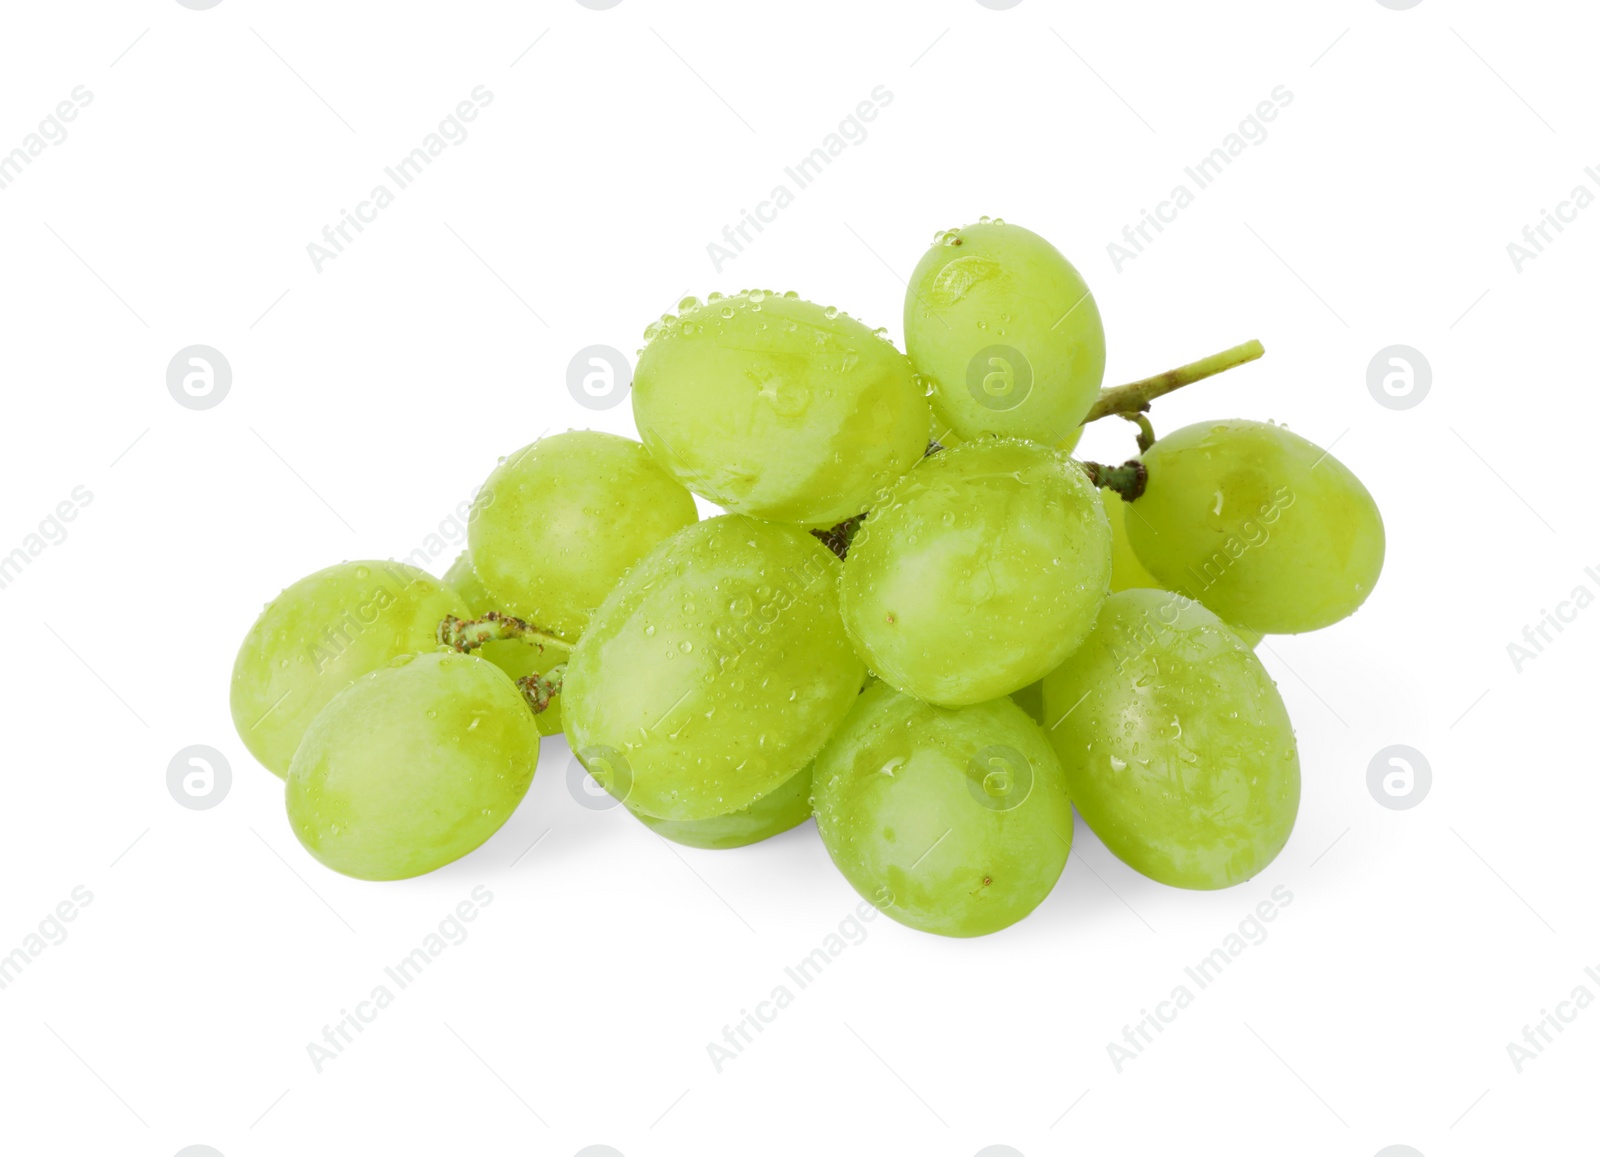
{"left": 444, "top": 551, "right": 567, "bottom": 736}
{"left": 286, "top": 651, "right": 538, "bottom": 880}
{"left": 841, "top": 438, "right": 1111, "bottom": 706}
{"left": 1041, "top": 589, "right": 1299, "bottom": 890}
{"left": 812, "top": 682, "right": 1073, "bottom": 938}
{"left": 563, "top": 515, "right": 864, "bottom": 820}
{"left": 469, "top": 430, "right": 698, "bottom": 641}
{"left": 632, "top": 291, "right": 931, "bottom": 526}
{"left": 1124, "top": 420, "right": 1384, "bottom": 634}
{"left": 231, "top": 561, "right": 467, "bottom": 777}
{"left": 906, "top": 220, "right": 1105, "bottom": 446}
{"left": 631, "top": 765, "right": 814, "bottom": 850}
{"left": 1102, "top": 489, "right": 1262, "bottom": 649}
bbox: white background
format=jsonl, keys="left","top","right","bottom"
{"left": 1, "top": 1, "right": 1595, "bottom": 1155}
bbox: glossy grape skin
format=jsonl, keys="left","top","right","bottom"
{"left": 563, "top": 515, "right": 864, "bottom": 821}
{"left": 469, "top": 430, "right": 698, "bottom": 642}
{"left": 1041, "top": 589, "right": 1300, "bottom": 890}
{"left": 1102, "top": 489, "right": 1262, "bottom": 650}
{"left": 1125, "top": 420, "right": 1385, "bottom": 634}
{"left": 286, "top": 652, "right": 538, "bottom": 880}
{"left": 812, "top": 682, "right": 1073, "bottom": 938}
{"left": 841, "top": 438, "right": 1111, "bottom": 706}
{"left": 630, "top": 765, "right": 814, "bottom": 850}
{"left": 906, "top": 221, "right": 1105, "bottom": 446}
{"left": 444, "top": 551, "right": 567, "bottom": 736}
{"left": 230, "top": 561, "right": 467, "bottom": 778}
{"left": 632, "top": 291, "right": 931, "bottom": 527}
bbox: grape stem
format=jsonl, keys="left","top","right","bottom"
{"left": 1083, "top": 459, "right": 1148, "bottom": 501}
{"left": 1082, "top": 339, "right": 1265, "bottom": 424}
{"left": 437, "top": 612, "right": 568, "bottom": 655}
{"left": 516, "top": 666, "right": 565, "bottom": 714}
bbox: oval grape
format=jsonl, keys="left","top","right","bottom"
{"left": 563, "top": 515, "right": 864, "bottom": 821}
{"left": 841, "top": 438, "right": 1111, "bottom": 706}
{"left": 470, "top": 430, "right": 697, "bottom": 641}
{"left": 812, "top": 682, "right": 1073, "bottom": 937}
{"left": 906, "top": 220, "right": 1105, "bottom": 446}
{"left": 1041, "top": 588, "right": 1300, "bottom": 889}
{"left": 1124, "top": 420, "right": 1384, "bottom": 633}
{"left": 632, "top": 291, "right": 930, "bottom": 526}
{"left": 286, "top": 651, "right": 539, "bottom": 880}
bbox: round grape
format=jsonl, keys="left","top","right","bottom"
{"left": 841, "top": 438, "right": 1111, "bottom": 706}
{"left": 1042, "top": 589, "right": 1300, "bottom": 889}
{"left": 230, "top": 561, "right": 467, "bottom": 777}
{"left": 286, "top": 651, "right": 539, "bottom": 880}
{"left": 563, "top": 515, "right": 864, "bottom": 821}
{"left": 1124, "top": 420, "right": 1384, "bottom": 633}
{"left": 469, "top": 430, "right": 698, "bottom": 642}
{"left": 906, "top": 220, "right": 1105, "bottom": 446}
{"left": 812, "top": 682, "right": 1073, "bottom": 938}
{"left": 632, "top": 291, "right": 931, "bottom": 526}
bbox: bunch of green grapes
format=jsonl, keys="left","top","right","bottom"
{"left": 224, "top": 214, "right": 1384, "bottom": 940}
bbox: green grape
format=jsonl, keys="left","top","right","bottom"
{"left": 286, "top": 651, "right": 539, "bottom": 880}
{"left": 905, "top": 220, "right": 1105, "bottom": 446}
{"left": 841, "top": 438, "right": 1111, "bottom": 706}
{"left": 444, "top": 551, "right": 567, "bottom": 736}
{"left": 630, "top": 765, "right": 814, "bottom": 850}
{"left": 469, "top": 430, "right": 698, "bottom": 641}
{"left": 1041, "top": 589, "right": 1299, "bottom": 890}
{"left": 1124, "top": 420, "right": 1384, "bottom": 634}
{"left": 230, "top": 561, "right": 467, "bottom": 777}
{"left": 812, "top": 681, "right": 1073, "bottom": 938}
{"left": 1102, "top": 489, "right": 1263, "bottom": 650}
{"left": 632, "top": 290, "right": 931, "bottom": 526}
{"left": 563, "top": 514, "right": 864, "bottom": 820}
